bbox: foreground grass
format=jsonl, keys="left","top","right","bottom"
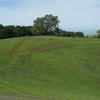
{"left": 0, "top": 36, "right": 100, "bottom": 100}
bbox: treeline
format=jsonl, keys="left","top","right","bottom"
{"left": 0, "top": 24, "right": 84, "bottom": 39}
{"left": 0, "top": 14, "right": 84, "bottom": 39}
{"left": 0, "top": 24, "right": 32, "bottom": 39}
{"left": 55, "top": 28, "right": 84, "bottom": 37}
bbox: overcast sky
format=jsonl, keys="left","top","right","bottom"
{"left": 0, "top": 0, "right": 100, "bottom": 34}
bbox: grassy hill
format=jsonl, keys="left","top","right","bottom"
{"left": 0, "top": 36, "right": 100, "bottom": 100}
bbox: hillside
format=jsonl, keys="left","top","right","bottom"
{"left": 0, "top": 36, "right": 100, "bottom": 100}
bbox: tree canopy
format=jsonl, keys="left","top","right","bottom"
{"left": 32, "top": 14, "right": 60, "bottom": 35}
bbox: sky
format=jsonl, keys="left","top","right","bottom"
{"left": 0, "top": 0, "right": 100, "bottom": 34}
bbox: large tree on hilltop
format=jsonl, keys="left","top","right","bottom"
{"left": 32, "top": 14, "right": 60, "bottom": 35}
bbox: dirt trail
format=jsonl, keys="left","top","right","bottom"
{"left": 0, "top": 94, "right": 51, "bottom": 100}
{"left": 0, "top": 37, "right": 28, "bottom": 70}
{"left": 0, "top": 38, "right": 31, "bottom": 96}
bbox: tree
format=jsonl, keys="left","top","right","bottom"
{"left": 0, "top": 24, "right": 4, "bottom": 38}
{"left": 96, "top": 30, "right": 100, "bottom": 37}
{"left": 75, "top": 32, "right": 84, "bottom": 37}
{"left": 32, "top": 14, "right": 60, "bottom": 35}
{"left": 23, "top": 26, "right": 33, "bottom": 36}
{"left": 4, "top": 25, "right": 15, "bottom": 38}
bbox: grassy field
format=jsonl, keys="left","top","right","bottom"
{"left": 0, "top": 36, "right": 100, "bottom": 100}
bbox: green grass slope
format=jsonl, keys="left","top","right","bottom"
{"left": 0, "top": 36, "right": 100, "bottom": 100}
